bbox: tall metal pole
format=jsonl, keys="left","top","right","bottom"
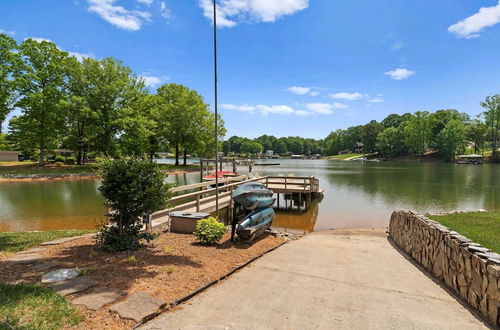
{"left": 213, "top": 0, "right": 219, "bottom": 218}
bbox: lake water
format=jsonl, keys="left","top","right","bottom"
{"left": 1, "top": 160, "right": 498, "bottom": 232}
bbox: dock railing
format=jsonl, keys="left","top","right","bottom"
{"left": 151, "top": 175, "right": 321, "bottom": 225}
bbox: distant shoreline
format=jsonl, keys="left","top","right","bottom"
{"left": 0, "top": 168, "right": 201, "bottom": 182}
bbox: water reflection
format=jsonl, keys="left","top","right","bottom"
{"left": 0, "top": 160, "right": 498, "bottom": 232}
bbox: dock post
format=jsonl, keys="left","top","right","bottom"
{"left": 200, "top": 159, "right": 203, "bottom": 182}
{"left": 277, "top": 193, "right": 280, "bottom": 209}
{"left": 196, "top": 194, "right": 200, "bottom": 212}
{"left": 298, "top": 193, "right": 302, "bottom": 212}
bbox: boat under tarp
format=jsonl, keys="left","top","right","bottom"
{"left": 232, "top": 182, "right": 275, "bottom": 210}
{"left": 236, "top": 207, "right": 276, "bottom": 241}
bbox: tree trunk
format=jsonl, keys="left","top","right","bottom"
{"left": 183, "top": 149, "right": 187, "bottom": 166}
{"left": 39, "top": 130, "right": 45, "bottom": 167}
{"left": 175, "top": 144, "right": 179, "bottom": 166}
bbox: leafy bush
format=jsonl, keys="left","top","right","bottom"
{"left": 55, "top": 161, "right": 64, "bottom": 166}
{"left": 65, "top": 156, "right": 76, "bottom": 165}
{"left": 55, "top": 155, "right": 65, "bottom": 163}
{"left": 194, "top": 217, "right": 226, "bottom": 245}
{"left": 96, "top": 158, "right": 171, "bottom": 252}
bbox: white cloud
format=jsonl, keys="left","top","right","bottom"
{"left": 448, "top": 1, "right": 500, "bottom": 39}
{"left": 198, "top": 0, "right": 309, "bottom": 28}
{"left": 256, "top": 104, "right": 295, "bottom": 115}
{"left": 25, "top": 37, "right": 52, "bottom": 43}
{"left": 330, "top": 92, "right": 365, "bottom": 100}
{"left": 384, "top": 68, "right": 415, "bottom": 80}
{"left": 286, "top": 86, "right": 320, "bottom": 96}
{"left": 295, "top": 110, "right": 313, "bottom": 116}
{"left": 222, "top": 103, "right": 313, "bottom": 116}
{"left": 87, "top": 0, "right": 152, "bottom": 31}
{"left": 222, "top": 104, "right": 256, "bottom": 113}
{"left": 68, "top": 51, "right": 94, "bottom": 61}
{"left": 368, "top": 97, "right": 383, "bottom": 103}
{"left": 137, "top": 0, "right": 153, "bottom": 5}
{"left": 0, "top": 28, "right": 16, "bottom": 35}
{"left": 25, "top": 37, "right": 93, "bottom": 61}
{"left": 160, "top": 1, "right": 171, "bottom": 19}
{"left": 140, "top": 75, "right": 169, "bottom": 87}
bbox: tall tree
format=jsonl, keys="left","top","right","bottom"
{"left": 13, "top": 39, "right": 69, "bottom": 166}
{"left": 403, "top": 111, "right": 431, "bottom": 158}
{"left": 438, "top": 119, "right": 466, "bottom": 160}
{"left": 376, "top": 127, "right": 405, "bottom": 157}
{"left": 156, "top": 83, "right": 220, "bottom": 165}
{"left": 481, "top": 94, "right": 500, "bottom": 162}
{"left": 0, "top": 34, "right": 19, "bottom": 134}
{"left": 466, "top": 119, "right": 487, "bottom": 154}
{"left": 361, "top": 120, "right": 383, "bottom": 153}
{"left": 84, "top": 57, "right": 146, "bottom": 157}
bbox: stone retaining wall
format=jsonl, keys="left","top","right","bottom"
{"left": 389, "top": 211, "right": 500, "bottom": 326}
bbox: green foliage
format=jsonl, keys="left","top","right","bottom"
{"left": 403, "top": 111, "right": 431, "bottom": 158}
{"left": 0, "top": 230, "right": 94, "bottom": 254}
{"left": 481, "top": 94, "right": 500, "bottom": 162}
{"left": 376, "top": 127, "right": 405, "bottom": 157}
{"left": 54, "top": 156, "right": 65, "bottom": 163}
{"left": 361, "top": 120, "right": 383, "bottom": 153}
{"left": 0, "top": 283, "right": 84, "bottom": 330}
{"left": 0, "top": 34, "right": 19, "bottom": 134}
{"left": 437, "top": 119, "right": 466, "bottom": 160}
{"left": 65, "top": 156, "right": 76, "bottom": 164}
{"left": 166, "top": 265, "right": 175, "bottom": 274}
{"left": 97, "top": 158, "right": 171, "bottom": 251}
{"left": 194, "top": 217, "right": 226, "bottom": 245}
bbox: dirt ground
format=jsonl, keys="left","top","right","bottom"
{"left": 0, "top": 228, "right": 285, "bottom": 329}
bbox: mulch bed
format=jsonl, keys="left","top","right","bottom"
{"left": 0, "top": 228, "right": 285, "bottom": 329}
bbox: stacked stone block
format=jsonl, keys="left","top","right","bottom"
{"left": 389, "top": 210, "right": 500, "bottom": 326}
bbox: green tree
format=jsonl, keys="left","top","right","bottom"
{"left": 240, "top": 140, "right": 263, "bottom": 155}
{"left": 0, "top": 34, "right": 19, "bottom": 134}
{"left": 156, "top": 83, "right": 219, "bottom": 165}
{"left": 403, "top": 111, "right": 431, "bottom": 158}
{"left": 62, "top": 57, "right": 95, "bottom": 164}
{"left": 13, "top": 39, "right": 69, "bottom": 166}
{"left": 376, "top": 127, "right": 405, "bottom": 157}
{"left": 97, "top": 158, "right": 171, "bottom": 251}
{"left": 361, "top": 120, "right": 383, "bottom": 153}
{"left": 466, "top": 119, "right": 487, "bottom": 154}
{"left": 273, "top": 139, "right": 287, "bottom": 155}
{"left": 481, "top": 94, "right": 500, "bottom": 162}
{"left": 438, "top": 119, "right": 466, "bottom": 160}
{"left": 84, "top": 57, "right": 146, "bottom": 157}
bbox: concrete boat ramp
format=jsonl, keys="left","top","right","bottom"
{"left": 142, "top": 230, "right": 488, "bottom": 329}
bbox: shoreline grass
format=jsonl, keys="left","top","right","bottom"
{"left": 429, "top": 211, "right": 500, "bottom": 253}
{"left": 0, "top": 282, "right": 84, "bottom": 330}
{"left": 0, "top": 230, "right": 95, "bottom": 254}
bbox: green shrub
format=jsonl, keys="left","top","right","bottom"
{"left": 55, "top": 155, "right": 65, "bottom": 163}
{"left": 194, "top": 217, "right": 226, "bottom": 245}
{"left": 65, "top": 156, "right": 76, "bottom": 165}
{"left": 54, "top": 161, "right": 64, "bottom": 166}
{"left": 96, "top": 158, "right": 171, "bottom": 252}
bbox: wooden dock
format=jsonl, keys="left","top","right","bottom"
{"left": 151, "top": 175, "right": 323, "bottom": 228}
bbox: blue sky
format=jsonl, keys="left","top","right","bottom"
{"left": 1, "top": 0, "right": 500, "bottom": 139}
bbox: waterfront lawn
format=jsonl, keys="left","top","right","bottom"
{"left": 429, "top": 211, "right": 500, "bottom": 253}
{"left": 327, "top": 153, "right": 363, "bottom": 160}
{"left": 0, "top": 163, "right": 98, "bottom": 176}
{"left": 0, "top": 282, "right": 83, "bottom": 330}
{"left": 0, "top": 230, "right": 94, "bottom": 254}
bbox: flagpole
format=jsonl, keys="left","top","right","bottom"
{"left": 213, "top": 0, "right": 219, "bottom": 218}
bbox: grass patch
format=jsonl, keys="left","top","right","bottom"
{"left": 429, "top": 211, "right": 500, "bottom": 253}
{"left": 0, "top": 283, "right": 84, "bottom": 330}
{"left": 0, "top": 163, "right": 98, "bottom": 176}
{"left": 0, "top": 230, "right": 94, "bottom": 254}
{"left": 327, "top": 153, "right": 363, "bottom": 160}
